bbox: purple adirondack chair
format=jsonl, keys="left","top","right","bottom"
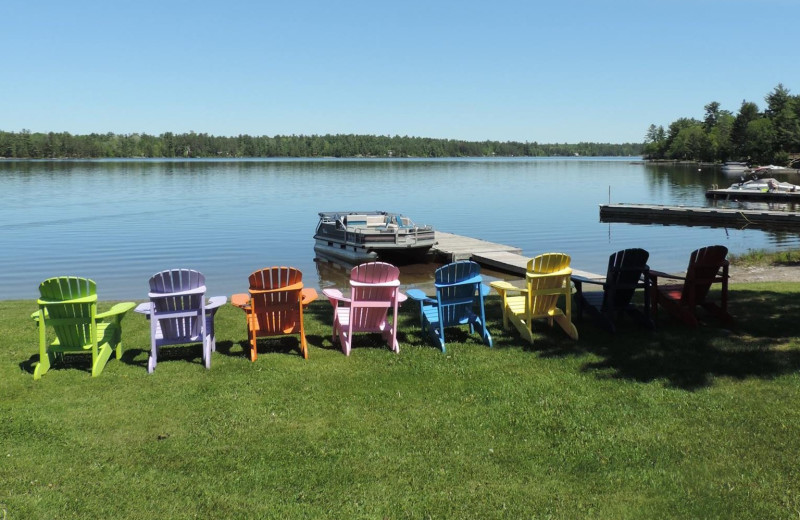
{"left": 322, "top": 262, "right": 407, "bottom": 355}
{"left": 142, "top": 269, "right": 227, "bottom": 373}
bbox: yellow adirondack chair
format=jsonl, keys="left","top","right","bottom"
{"left": 489, "top": 253, "right": 578, "bottom": 344}
{"left": 32, "top": 276, "right": 135, "bottom": 379}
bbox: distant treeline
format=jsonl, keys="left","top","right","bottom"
{"left": 644, "top": 83, "right": 800, "bottom": 165}
{"left": 0, "top": 130, "right": 641, "bottom": 159}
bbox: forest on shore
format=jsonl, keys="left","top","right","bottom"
{"left": 644, "top": 84, "right": 800, "bottom": 165}
{"left": 0, "top": 130, "right": 642, "bottom": 159}
{"left": 0, "top": 131, "right": 641, "bottom": 159}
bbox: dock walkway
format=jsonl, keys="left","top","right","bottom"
{"left": 432, "top": 231, "right": 601, "bottom": 279}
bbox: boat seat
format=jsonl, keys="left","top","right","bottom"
{"left": 366, "top": 215, "right": 386, "bottom": 226}
{"left": 345, "top": 214, "right": 368, "bottom": 226}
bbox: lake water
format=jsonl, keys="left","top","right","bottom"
{"left": 2, "top": 157, "right": 799, "bottom": 300}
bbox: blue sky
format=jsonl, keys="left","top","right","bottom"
{"left": 2, "top": 0, "right": 798, "bottom": 143}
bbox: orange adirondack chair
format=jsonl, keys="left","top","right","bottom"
{"left": 231, "top": 267, "right": 318, "bottom": 360}
{"left": 649, "top": 245, "right": 731, "bottom": 327}
{"left": 490, "top": 253, "right": 578, "bottom": 344}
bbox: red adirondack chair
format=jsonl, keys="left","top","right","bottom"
{"left": 649, "top": 245, "right": 731, "bottom": 327}
{"left": 232, "top": 267, "right": 318, "bottom": 360}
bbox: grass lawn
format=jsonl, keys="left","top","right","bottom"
{"left": 2, "top": 282, "right": 800, "bottom": 519}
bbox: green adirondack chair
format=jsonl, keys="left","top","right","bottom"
{"left": 32, "top": 277, "right": 135, "bottom": 379}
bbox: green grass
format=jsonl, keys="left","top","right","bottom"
{"left": 729, "top": 248, "right": 800, "bottom": 267}
{"left": 2, "top": 284, "right": 800, "bottom": 519}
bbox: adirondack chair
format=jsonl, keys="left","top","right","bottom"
{"left": 406, "top": 260, "right": 492, "bottom": 352}
{"left": 231, "top": 267, "right": 318, "bottom": 360}
{"left": 572, "top": 248, "right": 654, "bottom": 333}
{"left": 138, "top": 269, "right": 227, "bottom": 373}
{"left": 489, "top": 253, "right": 579, "bottom": 344}
{"left": 649, "top": 245, "right": 731, "bottom": 327}
{"left": 322, "top": 261, "right": 407, "bottom": 355}
{"left": 32, "top": 276, "right": 135, "bottom": 379}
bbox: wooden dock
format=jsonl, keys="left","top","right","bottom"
{"left": 599, "top": 203, "right": 800, "bottom": 230}
{"left": 431, "top": 231, "right": 522, "bottom": 262}
{"left": 431, "top": 231, "right": 600, "bottom": 278}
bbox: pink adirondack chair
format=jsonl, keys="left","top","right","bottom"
{"left": 322, "top": 262, "right": 407, "bottom": 355}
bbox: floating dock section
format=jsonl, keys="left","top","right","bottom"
{"left": 431, "top": 231, "right": 599, "bottom": 278}
{"left": 599, "top": 203, "right": 800, "bottom": 230}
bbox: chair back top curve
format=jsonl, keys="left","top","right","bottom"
{"left": 149, "top": 269, "right": 205, "bottom": 294}
{"left": 604, "top": 248, "right": 650, "bottom": 310}
{"left": 684, "top": 245, "right": 728, "bottom": 303}
{"left": 39, "top": 276, "right": 97, "bottom": 302}
{"left": 435, "top": 260, "right": 481, "bottom": 286}
{"left": 249, "top": 266, "right": 303, "bottom": 292}
{"left": 351, "top": 262, "right": 400, "bottom": 285}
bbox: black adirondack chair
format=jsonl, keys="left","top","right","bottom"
{"left": 573, "top": 248, "right": 654, "bottom": 333}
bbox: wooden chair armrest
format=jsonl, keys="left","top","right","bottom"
{"left": 406, "top": 289, "right": 434, "bottom": 304}
{"left": 648, "top": 270, "right": 685, "bottom": 281}
{"left": 489, "top": 281, "right": 525, "bottom": 295}
{"left": 231, "top": 293, "right": 250, "bottom": 309}
{"left": 301, "top": 288, "right": 318, "bottom": 305}
{"left": 571, "top": 275, "right": 606, "bottom": 286}
{"left": 96, "top": 302, "right": 136, "bottom": 321}
{"left": 206, "top": 296, "right": 228, "bottom": 311}
{"left": 322, "top": 288, "right": 349, "bottom": 303}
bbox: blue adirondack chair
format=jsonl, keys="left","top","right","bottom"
{"left": 407, "top": 260, "right": 493, "bottom": 352}
{"left": 138, "top": 269, "right": 227, "bottom": 373}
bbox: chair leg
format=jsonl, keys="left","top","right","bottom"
{"left": 33, "top": 351, "right": 53, "bottom": 380}
{"left": 92, "top": 345, "right": 113, "bottom": 377}
{"left": 249, "top": 330, "right": 258, "bottom": 362}
{"left": 148, "top": 341, "right": 158, "bottom": 374}
{"left": 299, "top": 327, "right": 309, "bottom": 360}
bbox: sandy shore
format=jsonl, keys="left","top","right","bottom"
{"left": 729, "top": 264, "right": 799, "bottom": 283}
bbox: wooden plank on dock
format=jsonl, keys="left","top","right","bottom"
{"left": 472, "top": 251, "right": 528, "bottom": 275}
{"left": 432, "top": 231, "right": 522, "bottom": 262}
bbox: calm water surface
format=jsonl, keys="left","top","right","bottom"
{"left": 2, "top": 158, "right": 799, "bottom": 299}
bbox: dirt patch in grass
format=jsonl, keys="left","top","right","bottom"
{"left": 730, "top": 264, "right": 800, "bottom": 283}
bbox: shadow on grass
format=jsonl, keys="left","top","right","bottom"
{"left": 121, "top": 343, "right": 214, "bottom": 370}
{"left": 17, "top": 353, "right": 97, "bottom": 377}
{"left": 575, "top": 288, "right": 800, "bottom": 390}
